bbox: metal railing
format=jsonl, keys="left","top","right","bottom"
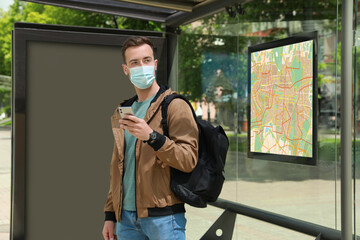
{"left": 200, "top": 198, "right": 345, "bottom": 240}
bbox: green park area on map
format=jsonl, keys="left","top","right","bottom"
{"left": 250, "top": 40, "right": 313, "bottom": 157}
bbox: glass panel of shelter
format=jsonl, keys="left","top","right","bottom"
{"left": 178, "top": 1, "right": 342, "bottom": 238}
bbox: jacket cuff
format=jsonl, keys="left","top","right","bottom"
{"left": 147, "top": 131, "right": 166, "bottom": 151}
{"left": 105, "top": 211, "right": 117, "bottom": 222}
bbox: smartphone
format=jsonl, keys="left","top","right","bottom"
{"left": 118, "top": 107, "right": 134, "bottom": 119}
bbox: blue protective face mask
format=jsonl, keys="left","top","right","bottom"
{"left": 128, "top": 65, "right": 155, "bottom": 89}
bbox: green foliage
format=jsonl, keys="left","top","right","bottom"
{"left": 0, "top": 75, "right": 11, "bottom": 116}
{"left": 238, "top": 0, "right": 339, "bottom": 22}
{"left": 178, "top": 33, "right": 205, "bottom": 100}
{"left": 3, "top": 105, "right": 11, "bottom": 116}
{"left": 0, "top": 87, "right": 11, "bottom": 107}
{"left": 0, "top": 117, "right": 11, "bottom": 126}
{"left": 318, "top": 138, "right": 360, "bottom": 163}
{"left": 0, "top": 0, "right": 23, "bottom": 76}
{"left": 0, "top": 0, "right": 164, "bottom": 76}
{"left": 228, "top": 135, "right": 360, "bottom": 163}
{"left": 228, "top": 136, "right": 248, "bottom": 152}
{"left": 0, "top": 0, "right": 165, "bottom": 116}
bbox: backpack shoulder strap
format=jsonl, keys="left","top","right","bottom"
{"left": 121, "top": 95, "right": 138, "bottom": 107}
{"left": 161, "top": 94, "right": 197, "bottom": 137}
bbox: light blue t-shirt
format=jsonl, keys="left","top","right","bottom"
{"left": 123, "top": 93, "right": 156, "bottom": 211}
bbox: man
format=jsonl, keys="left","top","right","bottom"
{"left": 102, "top": 36, "right": 198, "bottom": 240}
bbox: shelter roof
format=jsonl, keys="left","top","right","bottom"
{"left": 22, "top": 0, "right": 248, "bottom": 27}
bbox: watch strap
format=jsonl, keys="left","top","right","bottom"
{"left": 143, "top": 131, "right": 155, "bottom": 143}
{"left": 143, "top": 130, "right": 166, "bottom": 151}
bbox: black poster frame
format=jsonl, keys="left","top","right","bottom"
{"left": 247, "top": 31, "right": 318, "bottom": 165}
{"left": 11, "top": 22, "right": 166, "bottom": 239}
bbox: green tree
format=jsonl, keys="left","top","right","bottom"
{"left": 0, "top": 0, "right": 165, "bottom": 117}
{"left": 0, "top": 0, "right": 164, "bottom": 76}
{"left": 0, "top": 75, "right": 11, "bottom": 116}
{"left": 239, "top": 0, "right": 339, "bottom": 22}
{"left": 0, "top": 0, "right": 23, "bottom": 76}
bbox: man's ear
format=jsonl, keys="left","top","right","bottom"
{"left": 154, "top": 59, "right": 158, "bottom": 71}
{"left": 122, "top": 64, "right": 129, "bottom": 76}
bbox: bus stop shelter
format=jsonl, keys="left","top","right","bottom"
{"left": 11, "top": 0, "right": 354, "bottom": 239}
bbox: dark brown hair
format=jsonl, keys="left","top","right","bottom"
{"left": 121, "top": 36, "right": 154, "bottom": 62}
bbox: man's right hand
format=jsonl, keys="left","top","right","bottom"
{"left": 102, "top": 221, "right": 117, "bottom": 240}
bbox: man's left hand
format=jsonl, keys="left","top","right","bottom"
{"left": 119, "top": 115, "right": 153, "bottom": 141}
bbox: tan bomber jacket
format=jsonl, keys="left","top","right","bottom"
{"left": 104, "top": 86, "right": 198, "bottom": 221}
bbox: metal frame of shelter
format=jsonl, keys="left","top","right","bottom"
{"left": 16, "top": 0, "right": 355, "bottom": 239}
{"left": 22, "top": 0, "right": 252, "bottom": 26}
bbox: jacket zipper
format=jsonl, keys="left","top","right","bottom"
{"left": 120, "top": 99, "right": 159, "bottom": 220}
{"left": 118, "top": 129, "right": 125, "bottom": 222}
{"left": 135, "top": 139, "right": 138, "bottom": 220}
{"left": 119, "top": 159, "right": 124, "bottom": 221}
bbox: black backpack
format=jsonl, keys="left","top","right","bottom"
{"left": 161, "top": 94, "right": 229, "bottom": 208}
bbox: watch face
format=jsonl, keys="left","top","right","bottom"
{"left": 150, "top": 132, "right": 157, "bottom": 140}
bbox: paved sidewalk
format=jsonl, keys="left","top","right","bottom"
{"left": 1, "top": 127, "right": 358, "bottom": 240}
{"left": 0, "top": 128, "right": 10, "bottom": 240}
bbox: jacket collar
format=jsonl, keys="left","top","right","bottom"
{"left": 120, "top": 85, "right": 169, "bottom": 107}
{"left": 144, "top": 87, "right": 174, "bottom": 122}
{"left": 110, "top": 85, "right": 174, "bottom": 158}
{"left": 114, "top": 85, "right": 174, "bottom": 123}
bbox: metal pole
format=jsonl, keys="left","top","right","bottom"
{"left": 165, "top": 27, "right": 179, "bottom": 90}
{"left": 341, "top": 0, "right": 353, "bottom": 239}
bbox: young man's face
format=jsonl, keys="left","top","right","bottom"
{"left": 122, "top": 44, "right": 157, "bottom": 77}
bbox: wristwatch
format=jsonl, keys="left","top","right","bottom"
{"left": 146, "top": 131, "right": 157, "bottom": 143}
{"left": 143, "top": 130, "right": 166, "bottom": 151}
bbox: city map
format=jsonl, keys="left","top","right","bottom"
{"left": 250, "top": 40, "right": 313, "bottom": 157}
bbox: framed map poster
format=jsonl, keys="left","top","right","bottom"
{"left": 247, "top": 32, "right": 318, "bottom": 165}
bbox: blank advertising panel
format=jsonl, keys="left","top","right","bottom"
{"left": 26, "top": 41, "right": 130, "bottom": 240}
{"left": 12, "top": 23, "right": 166, "bottom": 239}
